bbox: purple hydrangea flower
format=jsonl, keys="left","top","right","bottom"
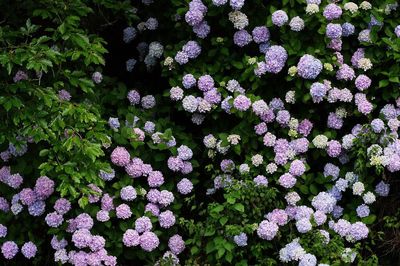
{"left": 371, "top": 119, "right": 385, "bottom": 133}
{"left": 355, "top": 75, "right": 371, "bottom": 91}
{"left": 120, "top": 186, "right": 137, "bottom": 201}
{"left": 92, "top": 72, "right": 103, "bottom": 84}
{"left": 327, "top": 140, "right": 342, "bottom": 157}
{"left": 265, "top": 45, "right": 288, "bottom": 74}
{"left": 193, "top": 21, "right": 210, "bottom": 39}
{"left": 123, "top": 229, "right": 140, "bottom": 247}
{"left": 182, "top": 41, "right": 201, "bottom": 59}
{"left": 349, "top": 222, "right": 369, "bottom": 241}
{"left": 233, "top": 232, "right": 248, "bottom": 247}
{"left": 342, "top": 22, "right": 355, "bottom": 36}
{"left": 168, "top": 234, "right": 185, "bottom": 255}
{"left": 324, "top": 163, "right": 340, "bottom": 179}
{"left": 159, "top": 210, "right": 176, "bottom": 228}
{"left": 279, "top": 173, "right": 297, "bottom": 188}
{"left": 148, "top": 171, "right": 165, "bottom": 187}
{"left": 177, "top": 178, "right": 194, "bottom": 194}
{"left": 233, "top": 30, "right": 252, "bottom": 47}
{"left": 140, "top": 232, "right": 160, "bottom": 252}
{"left": 182, "top": 74, "right": 196, "bottom": 89}
{"left": 323, "top": 4, "right": 342, "bottom": 20}
{"left": 296, "top": 218, "right": 312, "bottom": 233}
{"left": 272, "top": 10, "right": 288, "bottom": 27}
{"left": 336, "top": 64, "right": 355, "bottom": 81}
{"left": 58, "top": 90, "right": 71, "bottom": 101}
{"left": 0, "top": 224, "right": 7, "bottom": 238}
{"left": 110, "top": 147, "right": 130, "bottom": 167}
{"left": 252, "top": 26, "right": 270, "bottom": 43}
{"left": 395, "top": 25, "right": 400, "bottom": 38}
{"left": 72, "top": 229, "right": 92, "bottom": 248}
{"left": 34, "top": 176, "right": 55, "bottom": 200}
{"left": 177, "top": 145, "right": 193, "bottom": 160}
{"left": 101, "top": 194, "right": 114, "bottom": 211}
{"left": 145, "top": 203, "right": 160, "bottom": 216}
{"left": 141, "top": 95, "right": 156, "bottom": 109}
{"left": 19, "top": 188, "right": 36, "bottom": 206}
{"left": 311, "top": 192, "right": 337, "bottom": 213}
{"left": 54, "top": 198, "right": 71, "bottom": 215}
{"left": 266, "top": 209, "right": 288, "bottom": 226}
{"left": 127, "top": 90, "right": 141, "bottom": 105}
{"left": 116, "top": 204, "right": 132, "bottom": 219}
{"left": 326, "top": 23, "right": 342, "bottom": 39}
{"left": 253, "top": 175, "right": 268, "bottom": 187}
{"left": 327, "top": 112, "right": 343, "bottom": 129}
{"left": 51, "top": 236, "right": 68, "bottom": 250}
{"left": 21, "top": 242, "right": 37, "bottom": 259}
{"left": 159, "top": 190, "right": 175, "bottom": 207}
{"left": 175, "top": 51, "right": 189, "bottom": 65}
{"left": 96, "top": 210, "right": 110, "bottom": 222}
{"left": 233, "top": 95, "right": 251, "bottom": 111}
{"left": 1, "top": 241, "right": 18, "bottom": 259}
{"left": 356, "top": 204, "right": 370, "bottom": 218}
{"left": 123, "top": 27, "right": 136, "bottom": 43}
{"left": 230, "top": 0, "right": 245, "bottom": 10}
{"left": 289, "top": 160, "right": 306, "bottom": 176}
{"left": 13, "top": 70, "right": 28, "bottom": 83}
{"left": 297, "top": 54, "right": 322, "bottom": 79}
{"left": 375, "top": 181, "right": 390, "bottom": 196}
{"left": 197, "top": 75, "right": 214, "bottom": 92}
{"left": 257, "top": 220, "right": 278, "bottom": 240}
{"left": 135, "top": 216, "right": 153, "bottom": 233}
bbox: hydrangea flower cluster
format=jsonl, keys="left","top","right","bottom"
{"left": 3, "top": 0, "right": 400, "bottom": 265}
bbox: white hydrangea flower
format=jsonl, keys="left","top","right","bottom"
{"left": 358, "top": 58, "right": 373, "bottom": 71}
{"left": 306, "top": 4, "right": 319, "bottom": 14}
{"left": 352, "top": 181, "right": 365, "bottom": 196}
{"left": 216, "top": 140, "right": 230, "bottom": 154}
{"left": 251, "top": 154, "right": 264, "bottom": 167}
{"left": 345, "top": 172, "right": 357, "bottom": 184}
{"left": 359, "top": 1, "right": 372, "bottom": 10}
{"left": 227, "top": 134, "right": 241, "bottom": 145}
{"left": 285, "top": 192, "right": 301, "bottom": 205}
{"left": 239, "top": 163, "right": 250, "bottom": 174}
{"left": 344, "top": 2, "right": 358, "bottom": 13}
{"left": 335, "top": 107, "right": 347, "bottom": 118}
{"left": 289, "top": 118, "right": 299, "bottom": 130}
{"left": 363, "top": 191, "right": 376, "bottom": 204}
{"left": 266, "top": 163, "right": 278, "bottom": 174}
{"left": 228, "top": 11, "right": 249, "bottom": 30}
{"left": 312, "top": 135, "right": 328, "bottom": 148}
{"left": 285, "top": 90, "right": 296, "bottom": 104}
{"left": 203, "top": 135, "right": 217, "bottom": 148}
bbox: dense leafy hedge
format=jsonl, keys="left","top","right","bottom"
{"left": 1, "top": 0, "right": 400, "bottom": 265}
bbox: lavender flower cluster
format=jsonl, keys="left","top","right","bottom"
{"left": 3, "top": 0, "right": 400, "bottom": 264}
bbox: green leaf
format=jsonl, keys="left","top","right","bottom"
{"left": 204, "top": 228, "right": 215, "bottom": 236}
{"left": 379, "top": 80, "right": 389, "bottom": 88}
{"left": 233, "top": 203, "right": 244, "bottom": 212}
{"left": 39, "top": 149, "right": 49, "bottom": 157}
{"left": 219, "top": 217, "right": 228, "bottom": 225}
{"left": 299, "top": 185, "right": 309, "bottom": 195}
{"left": 362, "top": 215, "right": 377, "bottom": 225}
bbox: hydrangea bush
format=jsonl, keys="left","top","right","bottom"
{"left": 1, "top": 0, "right": 400, "bottom": 265}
